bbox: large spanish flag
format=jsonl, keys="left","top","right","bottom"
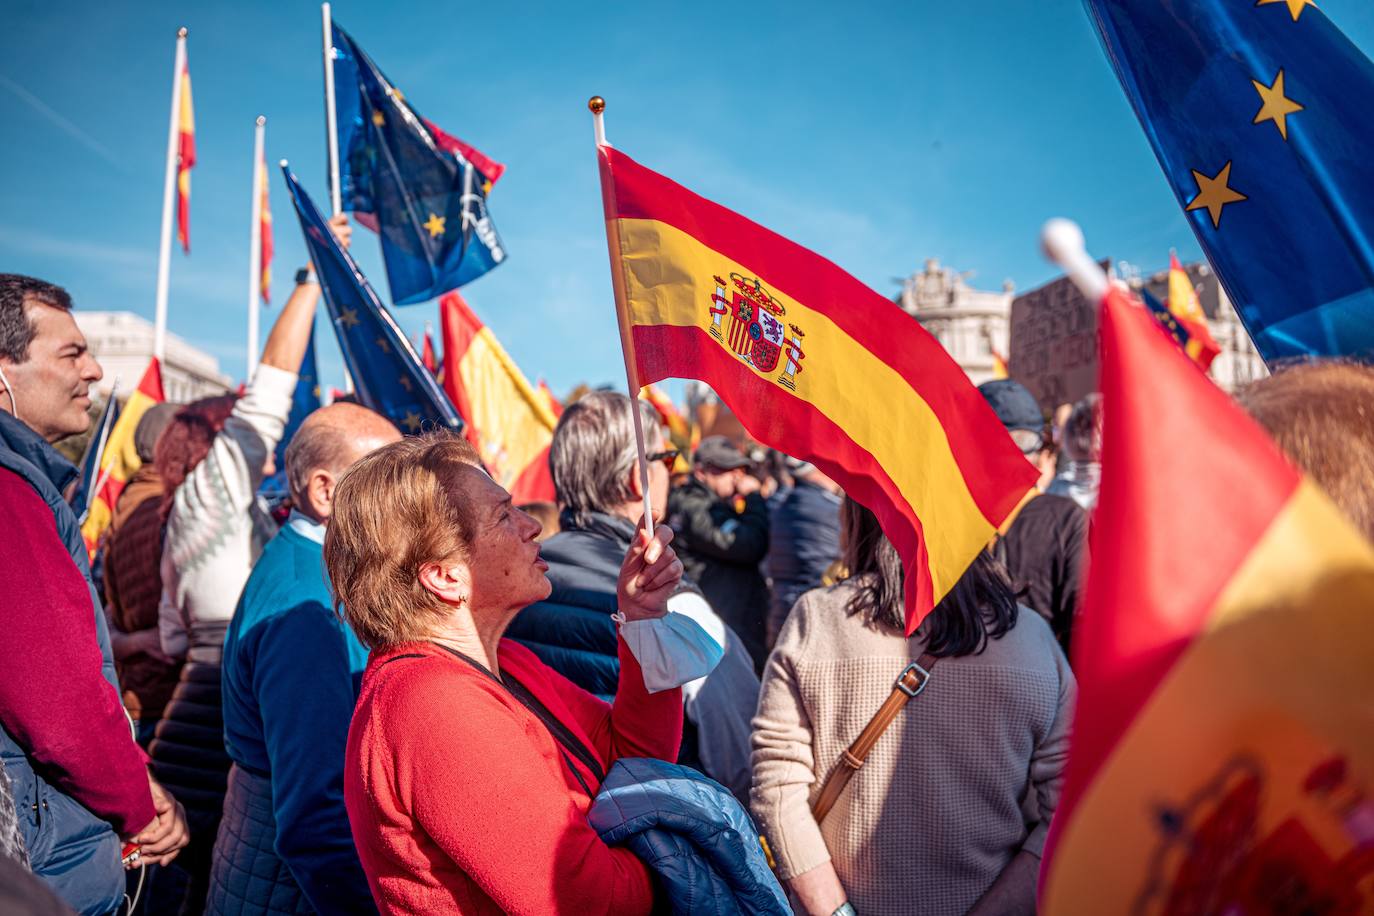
{"left": 598, "top": 146, "right": 1037, "bottom": 631}
{"left": 80, "top": 358, "right": 165, "bottom": 556}
{"left": 439, "top": 291, "right": 558, "bottom": 503}
{"left": 175, "top": 55, "right": 195, "bottom": 253}
{"left": 1040, "top": 286, "right": 1374, "bottom": 912}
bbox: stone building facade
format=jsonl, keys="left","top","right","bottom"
{"left": 74, "top": 311, "right": 232, "bottom": 404}
{"left": 895, "top": 258, "right": 1015, "bottom": 387}
{"left": 898, "top": 257, "right": 1267, "bottom": 393}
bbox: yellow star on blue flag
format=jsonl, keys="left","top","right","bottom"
{"left": 1086, "top": 0, "right": 1374, "bottom": 362}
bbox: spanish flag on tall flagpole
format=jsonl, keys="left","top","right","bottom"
{"left": 80, "top": 358, "right": 165, "bottom": 557}
{"left": 1038, "top": 221, "right": 1374, "bottom": 912}
{"left": 591, "top": 98, "right": 1038, "bottom": 632}
{"left": 439, "top": 290, "right": 558, "bottom": 503}
{"left": 175, "top": 50, "right": 195, "bottom": 253}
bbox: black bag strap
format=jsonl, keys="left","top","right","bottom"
{"left": 429, "top": 643, "right": 605, "bottom": 797}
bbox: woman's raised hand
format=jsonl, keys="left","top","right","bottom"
{"left": 617, "top": 521, "right": 683, "bottom": 621}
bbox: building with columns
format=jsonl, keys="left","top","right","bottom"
{"left": 895, "top": 258, "right": 1015, "bottom": 387}
{"left": 74, "top": 311, "right": 232, "bottom": 404}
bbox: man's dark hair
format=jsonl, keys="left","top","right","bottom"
{"left": 0, "top": 274, "right": 74, "bottom": 363}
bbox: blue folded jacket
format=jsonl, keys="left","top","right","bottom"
{"left": 589, "top": 758, "right": 790, "bottom": 915}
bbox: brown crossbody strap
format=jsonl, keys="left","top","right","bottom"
{"left": 810, "top": 652, "right": 938, "bottom": 824}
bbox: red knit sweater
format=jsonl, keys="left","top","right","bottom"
{"left": 345, "top": 636, "right": 683, "bottom": 915}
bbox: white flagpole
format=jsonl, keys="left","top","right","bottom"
{"left": 247, "top": 116, "right": 266, "bottom": 379}
{"left": 322, "top": 3, "right": 342, "bottom": 216}
{"left": 320, "top": 3, "right": 353, "bottom": 391}
{"left": 589, "top": 96, "right": 655, "bottom": 537}
{"left": 153, "top": 27, "right": 187, "bottom": 364}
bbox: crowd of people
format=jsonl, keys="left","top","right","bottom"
{"left": 2, "top": 246, "right": 1373, "bottom": 916}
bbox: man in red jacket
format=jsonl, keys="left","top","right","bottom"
{"left": 0, "top": 274, "right": 188, "bottom": 914}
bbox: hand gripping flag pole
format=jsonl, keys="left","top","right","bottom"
{"left": 590, "top": 96, "right": 655, "bottom": 538}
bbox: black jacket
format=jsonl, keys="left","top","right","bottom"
{"left": 996, "top": 493, "right": 1088, "bottom": 659}
{"left": 763, "top": 478, "right": 841, "bottom": 649}
{"left": 666, "top": 479, "right": 770, "bottom": 672}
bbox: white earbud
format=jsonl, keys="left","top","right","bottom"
{"left": 0, "top": 363, "right": 18, "bottom": 421}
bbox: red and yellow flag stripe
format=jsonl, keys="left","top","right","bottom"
{"left": 258, "top": 146, "right": 272, "bottom": 303}
{"left": 80, "top": 358, "right": 165, "bottom": 556}
{"left": 175, "top": 57, "right": 195, "bottom": 253}
{"left": 440, "top": 291, "right": 559, "bottom": 503}
{"left": 599, "top": 146, "right": 1037, "bottom": 629}
{"left": 1041, "top": 287, "right": 1374, "bottom": 912}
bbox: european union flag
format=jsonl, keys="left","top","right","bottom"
{"left": 1086, "top": 0, "right": 1374, "bottom": 363}
{"left": 283, "top": 166, "right": 463, "bottom": 435}
{"left": 331, "top": 23, "right": 507, "bottom": 305}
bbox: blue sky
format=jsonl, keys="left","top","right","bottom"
{"left": 3, "top": 0, "right": 1373, "bottom": 398}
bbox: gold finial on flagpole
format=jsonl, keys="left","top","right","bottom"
{"left": 588, "top": 96, "right": 606, "bottom": 114}
{"left": 177, "top": 27, "right": 188, "bottom": 38}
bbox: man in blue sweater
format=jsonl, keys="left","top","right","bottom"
{"left": 209, "top": 403, "right": 399, "bottom": 914}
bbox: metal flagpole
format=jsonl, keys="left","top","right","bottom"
{"left": 589, "top": 96, "right": 655, "bottom": 537}
{"left": 320, "top": 3, "right": 353, "bottom": 390}
{"left": 153, "top": 28, "right": 187, "bottom": 364}
{"left": 1041, "top": 219, "right": 1110, "bottom": 302}
{"left": 322, "top": 3, "right": 342, "bottom": 216}
{"left": 247, "top": 116, "right": 266, "bottom": 379}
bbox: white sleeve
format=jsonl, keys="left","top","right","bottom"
{"left": 664, "top": 590, "right": 728, "bottom": 702}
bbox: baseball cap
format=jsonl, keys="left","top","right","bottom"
{"left": 976, "top": 379, "right": 1044, "bottom": 433}
{"left": 693, "top": 436, "right": 750, "bottom": 471}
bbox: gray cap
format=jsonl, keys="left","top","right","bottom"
{"left": 134, "top": 402, "right": 179, "bottom": 463}
{"left": 693, "top": 435, "right": 750, "bottom": 471}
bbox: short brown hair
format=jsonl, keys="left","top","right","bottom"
{"left": 323, "top": 431, "right": 482, "bottom": 649}
{"left": 1238, "top": 360, "right": 1374, "bottom": 542}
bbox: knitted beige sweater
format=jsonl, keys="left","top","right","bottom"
{"left": 750, "top": 578, "right": 1075, "bottom": 916}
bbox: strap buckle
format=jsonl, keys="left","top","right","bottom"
{"left": 896, "top": 661, "right": 932, "bottom": 698}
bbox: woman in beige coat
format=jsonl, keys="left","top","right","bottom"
{"left": 751, "top": 498, "right": 1076, "bottom": 916}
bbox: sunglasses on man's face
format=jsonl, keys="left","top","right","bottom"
{"left": 646, "top": 449, "right": 680, "bottom": 472}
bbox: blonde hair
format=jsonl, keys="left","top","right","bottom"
{"left": 323, "top": 431, "right": 482, "bottom": 649}
{"left": 1239, "top": 360, "right": 1374, "bottom": 543}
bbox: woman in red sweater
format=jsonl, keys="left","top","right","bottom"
{"left": 323, "top": 433, "right": 684, "bottom": 914}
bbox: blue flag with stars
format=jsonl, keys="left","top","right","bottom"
{"left": 331, "top": 23, "right": 507, "bottom": 306}
{"left": 1086, "top": 0, "right": 1374, "bottom": 363}
{"left": 283, "top": 166, "right": 463, "bottom": 436}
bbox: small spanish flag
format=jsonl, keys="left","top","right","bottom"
{"left": 80, "top": 358, "right": 165, "bottom": 557}
{"left": 1167, "top": 253, "right": 1219, "bottom": 370}
{"left": 1039, "top": 285, "right": 1374, "bottom": 912}
{"left": 440, "top": 291, "right": 558, "bottom": 503}
{"left": 258, "top": 144, "right": 272, "bottom": 302}
{"left": 175, "top": 55, "right": 195, "bottom": 253}
{"left": 597, "top": 146, "right": 1037, "bottom": 632}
